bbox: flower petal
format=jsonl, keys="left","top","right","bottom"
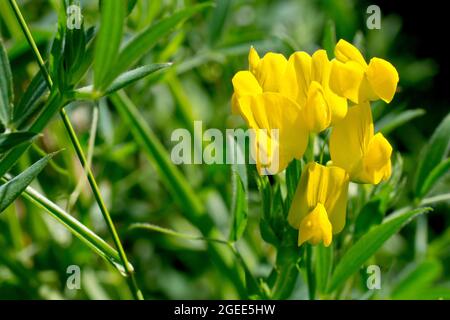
{"left": 362, "top": 132, "right": 393, "bottom": 184}
{"left": 298, "top": 203, "right": 332, "bottom": 247}
{"left": 366, "top": 57, "right": 399, "bottom": 103}
{"left": 282, "top": 51, "right": 312, "bottom": 106}
{"left": 238, "top": 93, "right": 307, "bottom": 174}
{"left": 334, "top": 39, "right": 367, "bottom": 67}
{"left": 254, "top": 52, "right": 287, "bottom": 92}
{"left": 330, "top": 102, "right": 374, "bottom": 179}
{"left": 329, "top": 59, "right": 364, "bottom": 104}
{"left": 248, "top": 46, "right": 261, "bottom": 75}
{"left": 304, "top": 81, "right": 331, "bottom": 133}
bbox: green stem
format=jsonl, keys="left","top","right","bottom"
{"left": 8, "top": 0, "right": 143, "bottom": 300}
{"left": 306, "top": 244, "right": 316, "bottom": 300}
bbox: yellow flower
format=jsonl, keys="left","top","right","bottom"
{"left": 330, "top": 101, "right": 392, "bottom": 184}
{"left": 329, "top": 39, "right": 399, "bottom": 104}
{"left": 288, "top": 162, "right": 349, "bottom": 247}
{"left": 282, "top": 50, "right": 348, "bottom": 132}
{"left": 232, "top": 47, "right": 309, "bottom": 174}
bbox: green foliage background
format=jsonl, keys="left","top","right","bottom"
{"left": 0, "top": 0, "right": 448, "bottom": 299}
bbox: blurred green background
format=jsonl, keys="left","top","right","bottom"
{"left": 0, "top": 0, "right": 448, "bottom": 299}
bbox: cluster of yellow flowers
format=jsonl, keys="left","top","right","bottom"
{"left": 231, "top": 39, "right": 399, "bottom": 247}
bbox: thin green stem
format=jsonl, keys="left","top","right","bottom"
{"left": 306, "top": 244, "right": 316, "bottom": 300}
{"left": 8, "top": 0, "right": 143, "bottom": 300}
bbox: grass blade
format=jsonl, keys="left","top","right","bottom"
{"left": 414, "top": 113, "right": 450, "bottom": 198}
{"left": 0, "top": 37, "right": 13, "bottom": 127}
{"left": 14, "top": 72, "right": 48, "bottom": 129}
{"left": 0, "top": 153, "right": 56, "bottom": 213}
{"left": 327, "top": 207, "right": 432, "bottom": 293}
{"left": 376, "top": 108, "right": 425, "bottom": 135}
{"left": 0, "top": 131, "right": 37, "bottom": 153}
{"left": 10, "top": 178, "right": 132, "bottom": 275}
{"left": 419, "top": 158, "right": 450, "bottom": 197}
{"left": 105, "top": 63, "right": 172, "bottom": 95}
{"left": 113, "top": 3, "right": 212, "bottom": 80}
{"left": 94, "top": 0, "right": 125, "bottom": 90}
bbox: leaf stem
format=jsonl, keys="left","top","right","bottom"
{"left": 8, "top": 0, "right": 143, "bottom": 300}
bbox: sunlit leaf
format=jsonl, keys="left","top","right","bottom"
{"left": 327, "top": 207, "right": 432, "bottom": 293}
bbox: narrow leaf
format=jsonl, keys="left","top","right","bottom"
{"left": 113, "top": 3, "right": 211, "bottom": 80}
{"left": 376, "top": 108, "right": 425, "bottom": 135}
{"left": 13, "top": 179, "right": 132, "bottom": 275}
{"left": 229, "top": 171, "right": 248, "bottom": 242}
{"left": 0, "top": 38, "right": 13, "bottom": 126}
{"left": 0, "top": 131, "right": 37, "bottom": 153}
{"left": 414, "top": 113, "right": 450, "bottom": 198}
{"left": 94, "top": 0, "right": 125, "bottom": 90}
{"left": 105, "top": 63, "right": 172, "bottom": 95}
{"left": 419, "top": 158, "right": 450, "bottom": 197}
{"left": 327, "top": 207, "right": 432, "bottom": 293}
{"left": 14, "top": 71, "right": 48, "bottom": 129}
{"left": 391, "top": 259, "right": 442, "bottom": 299}
{"left": 0, "top": 153, "right": 55, "bottom": 213}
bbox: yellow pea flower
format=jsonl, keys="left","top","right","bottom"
{"left": 282, "top": 50, "right": 348, "bottom": 133}
{"left": 330, "top": 39, "right": 399, "bottom": 104}
{"left": 329, "top": 101, "right": 393, "bottom": 184}
{"left": 231, "top": 47, "right": 309, "bottom": 174}
{"left": 288, "top": 162, "right": 349, "bottom": 247}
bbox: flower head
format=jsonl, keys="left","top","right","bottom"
{"left": 282, "top": 50, "right": 348, "bottom": 132}
{"left": 330, "top": 39, "right": 399, "bottom": 104}
{"left": 288, "top": 162, "right": 349, "bottom": 246}
{"left": 231, "top": 47, "right": 309, "bottom": 174}
{"left": 330, "top": 101, "right": 392, "bottom": 184}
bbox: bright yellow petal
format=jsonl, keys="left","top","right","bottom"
{"left": 362, "top": 132, "right": 393, "bottom": 184}
{"left": 231, "top": 93, "right": 240, "bottom": 114}
{"left": 232, "top": 70, "right": 262, "bottom": 98}
{"left": 231, "top": 71, "right": 262, "bottom": 120}
{"left": 288, "top": 162, "right": 314, "bottom": 228}
{"left": 248, "top": 46, "right": 261, "bottom": 75}
{"left": 334, "top": 39, "right": 367, "bottom": 67}
{"left": 281, "top": 51, "right": 312, "bottom": 106}
{"left": 239, "top": 93, "right": 307, "bottom": 174}
{"left": 254, "top": 52, "right": 287, "bottom": 92}
{"left": 311, "top": 49, "right": 330, "bottom": 85}
{"left": 329, "top": 59, "right": 364, "bottom": 104}
{"left": 324, "top": 88, "right": 348, "bottom": 124}
{"left": 366, "top": 57, "right": 399, "bottom": 103}
{"left": 304, "top": 81, "right": 331, "bottom": 133}
{"left": 298, "top": 203, "right": 332, "bottom": 247}
{"left": 288, "top": 162, "right": 348, "bottom": 235}
{"left": 330, "top": 102, "right": 373, "bottom": 178}
{"left": 322, "top": 166, "right": 349, "bottom": 234}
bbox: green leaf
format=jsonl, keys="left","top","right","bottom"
{"left": 0, "top": 37, "right": 13, "bottom": 127}
{"left": 0, "top": 153, "right": 55, "bottom": 213}
{"left": 376, "top": 108, "right": 425, "bottom": 135}
{"left": 14, "top": 71, "right": 48, "bottom": 129}
{"left": 419, "top": 158, "right": 450, "bottom": 197}
{"left": 327, "top": 207, "right": 432, "bottom": 293}
{"left": 322, "top": 20, "right": 336, "bottom": 57}
{"left": 0, "top": 132, "right": 37, "bottom": 153}
{"left": 113, "top": 3, "right": 212, "bottom": 80}
{"left": 12, "top": 178, "right": 132, "bottom": 275}
{"left": 229, "top": 171, "right": 248, "bottom": 242}
{"left": 414, "top": 113, "right": 450, "bottom": 198}
{"left": 208, "top": 0, "right": 230, "bottom": 46}
{"left": 354, "top": 199, "right": 384, "bottom": 239}
{"left": 94, "top": 0, "right": 125, "bottom": 90}
{"left": 105, "top": 63, "right": 172, "bottom": 95}
{"left": 391, "top": 259, "right": 442, "bottom": 299}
